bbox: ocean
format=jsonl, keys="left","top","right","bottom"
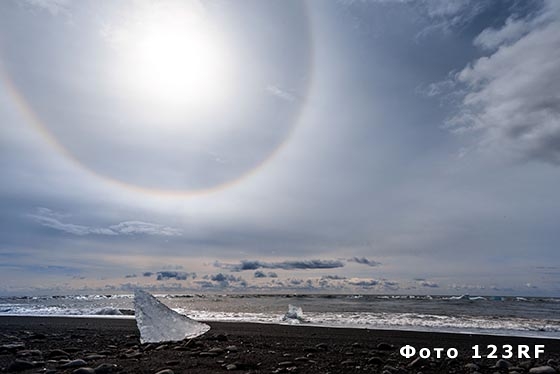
{"left": 1, "top": 293, "right": 559, "bottom": 339}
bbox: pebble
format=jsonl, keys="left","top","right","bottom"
{"left": 85, "top": 354, "right": 106, "bottom": 360}
{"left": 73, "top": 368, "right": 95, "bottom": 374}
{"left": 368, "top": 357, "right": 384, "bottom": 365}
{"left": 199, "top": 351, "right": 217, "bottom": 357}
{"left": 464, "top": 363, "right": 480, "bottom": 371}
{"left": 278, "top": 361, "right": 294, "bottom": 367}
{"left": 496, "top": 359, "right": 512, "bottom": 368}
{"left": 1, "top": 343, "right": 25, "bottom": 353}
{"left": 315, "top": 343, "right": 328, "bottom": 350}
{"left": 377, "top": 342, "right": 394, "bottom": 350}
{"left": 215, "top": 333, "right": 228, "bottom": 341}
{"left": 209, "top": 347, "right": 225, "bottom": 354}
{"left": 125, "top": 352, "right": 142, "bottom": 359}
{"left": 48, "top": 349, "right": 70, "bottom": 358}
{"left": 341, "top": 360, "right": 356, "bottom": 365}
{"left": 225, "top": 364, "right": 237, "bottom": 371}
{"left": 154, "top": 370, "right": 174, "bottom": 374}
{"left": 408, "top": 357, "right": 423, "bottom": 368}
{"left": 7, "top": 359, "right": 35, "bottom": 372}
{"left": 226, "top": 345, "right": 238, "bottom": 352}
{"left": 383, "top": 365, "right": 398, "bottom": 372}
{"left": 16, "top": 349, "right": 42, "bottom": 358}
{"left": 529, "top": 367, "right": 557, "bottom": 374}
{"left": 62, "top": 359, "right": 88, "bottom": 368}
{"left": 94, "top": 363, "right": 118, "bottom": 374}
{"left": 165, "top": 360, "right": 180, "bottom": 366}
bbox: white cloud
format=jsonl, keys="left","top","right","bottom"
{"left": 474, "top": 3, "right": 558, "bottom": 51}
{"left": 266, "top": 85, "right": 296, "bottom": 102}
{"left": 416, "top": 0, "right": 488, "bottom": 38}
{"left": 29, "top": 208, "right": 182, "bottom": 237}
{"left": 446, "top": 1, "right": 560, "bottom": 164}
{"left": 22, "top": 0, "right": 70, "bottom": 16}
{"left": 109, "top": 221, "right": 183, "bottom": 236}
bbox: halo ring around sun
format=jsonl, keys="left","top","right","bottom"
{"left": 0, "top": 1, "right": 314, "bottom": 197}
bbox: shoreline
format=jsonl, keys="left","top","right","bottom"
{"left": 1, "top": 316, "right": 559, "bottom": 373}
{"left": 1, "top": 314, "right": 558, "bottom": 341}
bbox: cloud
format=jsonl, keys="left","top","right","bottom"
{"left": 28, "top": 208, "right": 116, "bottom": 236}
{"left": 348, "top": 257, "right": 381, "bottom": 267}
{"left": 124, "top": 274, "right": 137, "bottom": 278}
{"left": 321, "top": 275, "right": 346, "bottom": 280}
{"left": 266, "top": 85, "right": 296, "bottom": 102}
{"left": 156, "top": 271, "right": 195, "bottom": 281}
{"left": 199, "top": 273, "right": 245, "bottom": 288}
{"left": 254, "top": 270, "right": 279, "bottom": 278}
{"left": 29, "top": 208, "right": 183, "bottom": 237}
{"left": 214, "top": 259, "right": 345, "bottom": 272}
{"left": 348, "top": 278, "right": 379, "bottom": 287}
{"left": 445, "top": 1, "right": 560, "bottom": 164}
{"left": 109, "top": 221, "right": 183, "bottom": 236}
{"left": 416, "top": 0, "right": 489, "bottom": 38}
{"left": 418, "top": 280, "right": 439, "bottom": 288}
{"left": 22, "top": 0, "right": 70, "bottom": 16}
{"left": 142, "top": 272, "right": 154, "bottom": 277}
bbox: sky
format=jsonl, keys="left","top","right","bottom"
{"left": 1, "top": 0, "right": 559, "bottom": 296}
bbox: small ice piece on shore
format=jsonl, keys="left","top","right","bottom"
{"left": 134, "top": 289, "right": 210, "bottom": 343}
{"left": 282, "top": 304, "right": 305, "bottom": 324}
{"left": 94, "top": 307, "right": 123, "bottom": 315}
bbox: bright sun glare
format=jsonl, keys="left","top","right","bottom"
{"left": 117, "top": 4, "right": 234, "bottom": 117}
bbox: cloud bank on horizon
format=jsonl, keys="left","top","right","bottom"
{"left": 0, "top": 0, "right": 559, "bottom": 296}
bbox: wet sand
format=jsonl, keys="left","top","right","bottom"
{"left": 1, "top": 316, "right": 559, "bottom": 373}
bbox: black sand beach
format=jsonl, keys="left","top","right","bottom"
{"left": 1, "top": 316, "right": 559, "bottom": 373}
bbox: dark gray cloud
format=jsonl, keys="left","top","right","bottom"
{"left": 419, "top": 281, "right": 439, "bottom": 288}
{"left": 215, "top": 259, "right": 344, "bottom": 272}
{"left": 156, "top": 271, "right": 194, "bottom": 281}
{"left": 321, "top": 275, "right": 346, "bottom": 280}
{"left": 198, "top": 273, "right": 245, "bottom": 288}
{"left": 348, "top": 279, "right": 379, "bottom": 287}
{"left": 254, "top": 271, "right": 279, "bottom": 278}
{"left": 124, "top": 274, "right": 137, "bottom": 278}
{"left": 142, "top": 272, "right": 153, "bottom": 277}
{"left": 348, "top": 257, "right": 381, "bottom": 267}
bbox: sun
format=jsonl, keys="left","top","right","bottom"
{"left": 115, "top": 3, "right": 234, "bottom": 117}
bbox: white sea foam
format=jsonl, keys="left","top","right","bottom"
{"left": 1, "top": 294, "right": 560, "bottom": 339}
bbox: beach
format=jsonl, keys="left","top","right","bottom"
{"left": 1, "top": 316, "right": 559, "bottom": 374}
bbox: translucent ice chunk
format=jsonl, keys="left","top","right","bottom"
{"left": 282, "top": 304, "right": 306, "bottom": 324}
{"left": 134, "top": 289, "right": 210, "bottom": 343}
